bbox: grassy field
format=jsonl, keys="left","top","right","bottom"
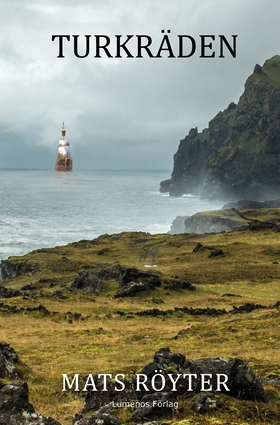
{"left": 1, "top": 217, "right": 280, "bottom": 424}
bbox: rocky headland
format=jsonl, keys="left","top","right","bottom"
{"left": 169, "top": 200, "right": 280, "bottom": 234}
{"left": 161, "top": 55, "right": 280, "bottom": 201}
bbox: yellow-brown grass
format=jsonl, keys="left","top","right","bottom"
{"left": 1, "top": 224, "right": 280, "bottom": 424}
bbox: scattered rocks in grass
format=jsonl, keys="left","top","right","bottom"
{"left": 114, "top": 300, "right": 280, "bottom": 319}
{"left": 230, "top": 302, "right": 267, "bottom": 313}
{"left": 0, "top": 302, "right": 88, "bottom": 321}
{"left": 77, "top": 347, "right": 268, "bottom": 423}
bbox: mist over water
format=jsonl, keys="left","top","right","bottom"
{"left": 0, "top": 170, "right": 223, "bottom": 260}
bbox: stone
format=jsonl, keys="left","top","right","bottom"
{"left": 73, "top": 412, "right": 121, "bottom": 425}
{"left": 0, "top": 343, "right": 27, "bottom": 379}
{"left": 0, "top": 286, "right": 20, "bottom": 298}
{"left": 208, "top": 249, "right": 224, "bottom": 258}
{"left": 193, "top": 392, "right": 222, "bottom": 413}
{"left": 0, "top": 381, "right": 61, "bottom": 425}
{"left": 112, "top": 281, "right": 155, "bottom": 298}
{"left": 254, "top": 63, "right": 266, "bottom": 75}
{"left": 71, "top": 270, "right": 107, "bottom": 293}
{"left": 189, "top": 357, "right": 268, "bottom": 402}
{"left": 169, "top": 215, "right": 188, "bottom": 234}
{"left": 76, "top": 347, "right": 269, "bottom": 424}
{"left": 133, "top": 392, "right": 177, "bottom": 419}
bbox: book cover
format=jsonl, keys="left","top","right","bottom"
{"left": 0, "top": 1, "right": 279, "bottom": 425}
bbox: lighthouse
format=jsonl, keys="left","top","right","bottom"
{"left": 55, "top": 122, "right": 73, "bottom": 171}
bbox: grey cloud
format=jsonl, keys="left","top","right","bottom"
{"left": 1, "top": 0, "right": 280, "bottom": 170}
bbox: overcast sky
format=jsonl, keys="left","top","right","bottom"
{"left": 1, "top": 0, "right": 280, "bottom": 171}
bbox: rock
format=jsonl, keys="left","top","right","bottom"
{"left": 193, "top": 242, "right": 204, "bottom": 252}
{"left": 184, "top": 209, "right": 248, "bottom": 233}
{"left": 96, "top": 265, "right": 162, "bottom": 288}
{"left": 230, "top": 302, "right": 266, "bottom": 314}
{"left": 159, "top": 179, "right": 171, "bottom": 193}
{"left": 160, "top": 101, "right": 237, "bottom": 197}
{"left": 73, "top": 412, "right": 121, "bottom": 425}
{"left": 0, "top": 260, "right": 38, "bottom": 281}
{"left": 154, "top": 347, "right": 186, "bottom": 368}
{"left": 0, "top": 381, "right": 34, "bottom": 413}
{"left": 52, "top": 290, "right": 67, "bottom": 299}
{"left": 0, "top": 343, "right": 27, "bottom": 379}
{"left": 80, "top": 376, "right": 137, "bottom": 414}
{"left": 163, "top": 280, "right": 196, "bottom": 291}
{"left": 254, "top": 63, "right": 267, "bottom": 75}
{"left": 193, "top": 392, "right": 222, "bottom": 413}
{"left": 133, "top": 392, "right": 177, "bottom": 419}
{"left": 112, "top": 281, "right": 155, "bottom": 298}
{"left": 208, "top": 249, "right": 224, "bottom": 258}
{"left": 0, "top": 286, "right": 20, "bottom": 298}
{"left": 76, "top": 347, "right": 269, "bottom": 423}
{"left": 248, "top": 220, "right": 275, "bottom": 230}
{"left": 71, "top": 270, "right": 107, "bottom": 293}
{"left": 183, "top": 207, "right": 280, "bottom": 234}
{"left": 189, "top": 357, "right": 268, "bottom": 403}
{"left": 160, "top": 55, "right": 280, "bottom": 201}
{"left": 0, "top": 381, "right": 61, "bottom": 425}
{"left": 169, "top": 215, "right": 188, "bottom": 234}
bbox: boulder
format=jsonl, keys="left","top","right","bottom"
{"left": 0, "top": 343, "right": 27, "bottom": 379}
{"left": 77, "top": 347, "right": 268, "bottom": 423}
{"left": 133, "top": 392, "right": 177, "bottom": 419}
{"left": 112, "top": 281, "right": 155, "bottom": 298}
{"left": 189, "top": 357, "right": 268, "bottom": 402}
{"left": 98, "top": 266, "right": 162, "bottom": 288}
{"left": 0, "top": 381, "right": 61, "bottom": 425}
{"left": 71, "top": 270, "right": 107, "bottom": 293}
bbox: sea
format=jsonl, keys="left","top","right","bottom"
{"left": 0, "top": 169, "right": 223, "bottom": 261}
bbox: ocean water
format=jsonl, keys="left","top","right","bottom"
{"left": 0, "top": 169, "right": 223, "bottom": 261}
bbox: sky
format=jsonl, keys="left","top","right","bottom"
{"left": 1, "top": 0, "right": 280, "bottom": 171}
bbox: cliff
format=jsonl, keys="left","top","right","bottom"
{"left": 161, "top": 55, "right": 280, "bottom": 200}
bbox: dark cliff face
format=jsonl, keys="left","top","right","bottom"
{"left": 161, "top": 55, "right": 280, "bottom": 200}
